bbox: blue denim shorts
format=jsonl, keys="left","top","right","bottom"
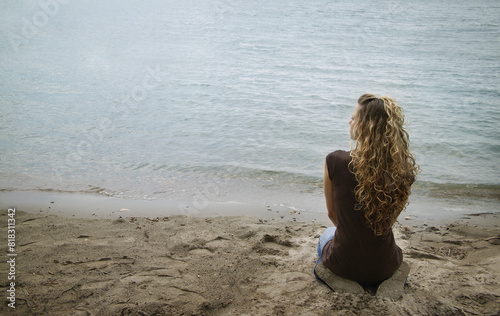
{"left": 314, "top": 227, "right": 336, "bottom": 281}
{"left": 317, "top": 226, "right": 336, "bottom": 263}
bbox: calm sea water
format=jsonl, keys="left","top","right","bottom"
{"left": 1, "top": 1, "right": 499, "bottom": 216}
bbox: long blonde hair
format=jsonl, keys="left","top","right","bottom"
{"left": 350, "top": 94, "right": 419, "bottom": 236}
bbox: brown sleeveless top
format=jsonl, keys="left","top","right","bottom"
{"left": 321, "top": 150, "right": 402, "bottom": 285}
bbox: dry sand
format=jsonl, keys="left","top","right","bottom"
{"left": 1, "top": 209, "right": 499, "bottom": 315}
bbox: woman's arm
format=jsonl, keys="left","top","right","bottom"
{"left": 324, "top": 161, "right": 338, "bottom": 226}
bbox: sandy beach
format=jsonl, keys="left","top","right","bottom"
{"left": 0, "top": 209, "right": 499, "bottom": 315}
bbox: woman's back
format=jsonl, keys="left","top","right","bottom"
{"left": 321, "top": 150, "right": 402, "bottom": 285}
{"left": 316, "top": 94, "right": 418, "bottom": 288}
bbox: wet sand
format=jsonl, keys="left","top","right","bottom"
{"left": 0, "top": 209, "right": 499, "bottom": 315}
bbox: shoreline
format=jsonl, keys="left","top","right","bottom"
{"left": 1, "top": 188, "right": 498, "bottom": 227}
{"left": 0, "top": 189, "right": 329, "bottom": 225}
{"left": 0, "top": 209, "right": 498, "bottom": 315}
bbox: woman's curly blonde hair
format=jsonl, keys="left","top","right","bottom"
{"left": 350, "top": 94, "right": 419, "bottom": 236}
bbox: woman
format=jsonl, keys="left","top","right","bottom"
{"left": 314, "top": 94, "right": 419, "bottom": 296}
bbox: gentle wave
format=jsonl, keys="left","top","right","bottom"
{"left": 1, "top": 174, "right": 499, "bottom": 202}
